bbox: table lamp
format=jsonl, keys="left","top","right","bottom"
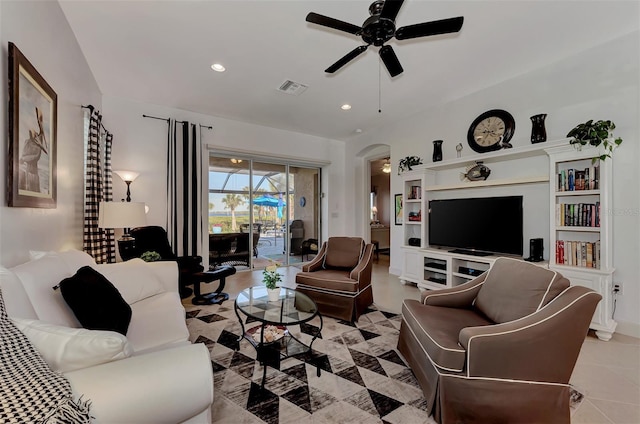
{"left": 99, "top": 201, "right": 147, "bottom": 259}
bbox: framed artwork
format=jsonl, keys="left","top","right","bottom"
{"left": 394, "top": 194, "right": 403, "bottom": 225}
{"left": 8, "top": 42, "right": 57, "bottom": 208}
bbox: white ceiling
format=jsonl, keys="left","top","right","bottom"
{"left": 59, "top": 0, "right": 639, "bottom": 142}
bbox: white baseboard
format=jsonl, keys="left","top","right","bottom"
{"left": 389, "top": 266, "right": 402, "bottom": 276}
{"left": 614, "top": 320, "right": 640, "bottom": 339}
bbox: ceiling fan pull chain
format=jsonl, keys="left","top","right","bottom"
{"left": 378, "top": 60, "right": 382, "bottom": 113}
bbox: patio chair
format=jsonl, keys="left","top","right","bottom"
{"left": 240, "top": 223, "right": 262, "bottom": 257}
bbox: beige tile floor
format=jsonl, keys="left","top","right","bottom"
{"left": 203, "top": 255, "right": 640, "bottom": 423}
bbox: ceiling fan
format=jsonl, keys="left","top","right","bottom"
{"left": 306, "top": 0, "right": 464, "bottom": 77}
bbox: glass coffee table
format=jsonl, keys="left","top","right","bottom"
{"left": 234, "top": 286, "right": 323, "bottom": 388}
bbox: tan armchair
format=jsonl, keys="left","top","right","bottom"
{"left": 397, "top": 257, "right": 601, "bottom": 423}
{"left": 295, "top": 237, "right": 374, "bottom": 322}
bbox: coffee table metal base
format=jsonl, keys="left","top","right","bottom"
{"left": 234, "top": 302, "right": 323, "bottom": 389}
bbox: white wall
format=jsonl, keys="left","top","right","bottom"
{"left": 347, "top": 31, "right": 640, "bottom": 334}
{"left": 0, "top": 0, "right": 102, "bottom": 267}
{"left": 101, "top": 95, "right": 347, "bottom": 241}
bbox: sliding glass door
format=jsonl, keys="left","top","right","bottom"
{"left": 208, "top": 154, "right": 320, "bottom": 270}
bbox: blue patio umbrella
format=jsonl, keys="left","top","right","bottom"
{"left": 253, "top": 195, "right": 286, "bottom": 223}
{"left": 253, "top": 196, "right": 280, "bottom": 207}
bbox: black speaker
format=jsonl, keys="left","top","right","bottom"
{"left": 527, "top": 238, "right": 544, "bottom": 262}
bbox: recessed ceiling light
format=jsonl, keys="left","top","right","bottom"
{"left": 341, "top": 104, "right": 352, "bottom": 110}
{"left": 211, "top": 63, "right": 226, "bottom": 72}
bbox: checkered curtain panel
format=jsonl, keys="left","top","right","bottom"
{"left": 167, "top": 119, "right": 203, "bottom": 258}
{"left": 83, "top": 108, "right": 115, "bottom": 263}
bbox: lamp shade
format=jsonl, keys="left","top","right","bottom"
{"left": 98, "top": 202, "right": 147, "bottom": 229}
{"left": 113, "top": 170, "right": 140, "bottom": 182}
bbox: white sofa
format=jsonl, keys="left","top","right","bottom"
{"left": 0, "top": 249, "right": 213, "bottom": 423}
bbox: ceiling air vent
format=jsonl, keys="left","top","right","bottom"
{"left": 277, "top": 80, "right": 308, "bottom": 96}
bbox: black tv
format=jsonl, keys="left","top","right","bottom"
{"left": 428, "top": 196, "right": 523, "bottom": 256}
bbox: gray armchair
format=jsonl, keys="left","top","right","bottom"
{"left": 397, "top": 257, "right": 601, "bottom": 423}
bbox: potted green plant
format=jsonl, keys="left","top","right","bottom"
{"left": 140, "top": 251, "right": 161, "bottom": 262}
{"left": 566, "top": 119, "right": 623, "bottom": 162}
{"left": 398, "top": 156, "right": 423, "bottom": 174}
{"left": 263, "top": 263, "right": 282, "bottom": 301}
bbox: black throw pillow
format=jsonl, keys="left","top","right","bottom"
{"left": 56, "top": 266, "right": 132, "bottom": 335}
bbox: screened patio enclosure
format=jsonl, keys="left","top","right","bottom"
{"left": 208, "top": 155, "right": 320, "bottom": 270}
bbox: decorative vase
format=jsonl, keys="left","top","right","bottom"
{"left": 530, "top": 114, "right": 547, "bottom": 144}
{"left": 267, "top": 287, "right": 281, "bottom": 302}
{"left": 432, "top": 140, "right": 443, "bottom": 162}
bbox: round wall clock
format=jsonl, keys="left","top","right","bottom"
{"left": 299, "top": 196, "right": 306, "bottom": 207}
{"left": 467, "top": 109, "right": 515, "bottom": 153}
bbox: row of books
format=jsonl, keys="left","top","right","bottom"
{"left": 556, "top": 202, "right": 600, "bottom": 227}
{"left": 557, "top": 165, "right": 599, "bottom": 191}
{"left": 555, "top": 240, "right": 600, "bottom": 269}
{"left": 408, "top": 185, "right": 422, "bottom": 200}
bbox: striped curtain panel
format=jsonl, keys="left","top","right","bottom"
{"left": 167, "top": 119, "right": 203, "bottom": 258}
{"left": 83, "top": 108, "right": 115, "bottom": 263}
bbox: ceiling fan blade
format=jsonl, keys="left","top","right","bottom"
{"left": 396, "top": 16, "right": 464, "bottom": 40}
{"left": 325, "top": 45, "right": 368, "bottom": 73}
{"left": 379, "top": 45, "right": 403, "bottom": 77}
{"left": 306, "top": 12, "right": 362, "bottom": 35}
{"left": 379, "top": 0, "right": 405, "bottom": 21}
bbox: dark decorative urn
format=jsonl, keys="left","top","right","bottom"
{"left": 530, "top": 114, "right": 547, "bottom": 144}
{"left": 432, "top": 140, "right": 443, "bottom": 162}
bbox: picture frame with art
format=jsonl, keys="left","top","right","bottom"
{"left": 8, "top": 42, "right": 57, "bottom": 208}
{"left": 394, "top": 194, "right": 403, "bottom": 225}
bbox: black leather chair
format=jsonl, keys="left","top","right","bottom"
{"left": 129, "top": 226, "right": 232, "bottom": 302}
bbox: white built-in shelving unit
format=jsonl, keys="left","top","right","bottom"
{"left": 398, "top": 138, "right": 616, "bottom": 340}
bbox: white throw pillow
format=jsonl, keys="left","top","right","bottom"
{"left": 11, "top": 317, "right": 133, "bottom": 373}
{"left": 29, "top": 250, "right": 56, "bottom": 261}
{"left": 93, "top": 259, "right": 165, "bottom": 304}
{"left": 0, "top": 266, "right": 38, "bottom": 319}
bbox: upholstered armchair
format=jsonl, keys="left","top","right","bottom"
{"left": 129, "top": 226, "right": 204, "bottom": 298}
{"left": 295, "top": 237, "right": 374, "bottom": 322}
{"left": 397, "top": 257, "right": 601, "bottom": 424}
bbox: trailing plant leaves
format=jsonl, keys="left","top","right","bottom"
{"left": 567, "top": 119, "right": 622, "bottom": 161}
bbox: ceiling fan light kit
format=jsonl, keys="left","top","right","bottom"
{"left": 306, "top": 0, "right": 464, "bottom": 77}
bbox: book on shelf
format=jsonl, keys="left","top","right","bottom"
{"left": 409, "top": 185, "right": 421, "bottom": 200}
{"left": 556, "top": 202, "right": 600, "bottom": 227}
{"left": 408, "top": 210, "right": 421, "bottom": 222}
{"left": 555, "top": 240, "right": 600, "bottom": 269}
{"left": 558, "top": 164, "right": 599, "bottom": 191}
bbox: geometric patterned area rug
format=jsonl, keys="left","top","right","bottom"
{"left": 184, "top": 296, "right": 585, "bottom": 423}
{"left": 184, "top": 299, "right": 436, "bottom": 424}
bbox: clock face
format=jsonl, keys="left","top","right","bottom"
{"left": 467, "top": 109, "right": 515, "bottom": 153}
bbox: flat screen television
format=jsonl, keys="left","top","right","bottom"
{"left": 428, "top": 196, "right": 523, "bottom": 256}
